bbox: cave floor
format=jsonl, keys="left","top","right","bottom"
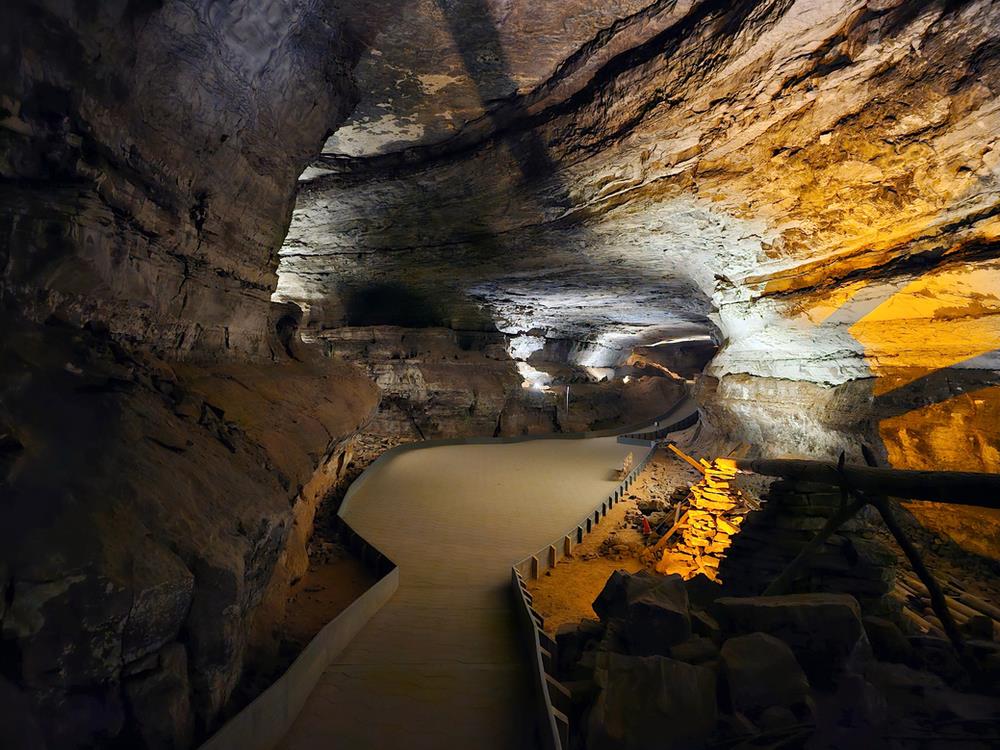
{"left": 278, "top": 436, "right": 639, "bottom": 750}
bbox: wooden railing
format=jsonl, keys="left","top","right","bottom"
{"left": 510, "top": 406, "right": 700, "bottom": 750}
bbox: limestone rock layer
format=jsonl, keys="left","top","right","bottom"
{"left": 1, "top": 3, "right": 376, "bottom": 747}
{"left": 2, "top": 0, "right": 359, "bottom": 358}
{"left": 280, "top": 0, "right": 999, "bottom": 465}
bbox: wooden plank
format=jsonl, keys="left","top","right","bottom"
{"left": 667, "top": 443, "right": 706, "bottom": 475}
{"left": 734, "top": 457, "right": 1000, "bottom": 507}
{"left": 652, "top": 510, "right": 690, "bottom": 553}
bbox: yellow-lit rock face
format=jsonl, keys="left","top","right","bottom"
{"left": 280, "top": 1, "right": 1000, "bottom": 545}
{"left": 850, "top": 264, "right": 1000, "bottom": 396}
{"left": 880, "top": 386, "right": 1000, "bottom": 475}
{"left": 882, "top": 382, "right": 1000, "bottom": 562}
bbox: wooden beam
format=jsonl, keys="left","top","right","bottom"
{"left": 667, "top": 443, "right": 706, "bottom": 475}
{"left": 733, "top": 458, "right": 1000, "bottom": 508}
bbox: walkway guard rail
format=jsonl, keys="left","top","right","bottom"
{"left": 198, "top": 518, "right": 398, "bottom": 750}
{"left": 511, "top": 444, "right": 653, "bottom": 750}
{"left": 202, "top": 397, "right": 696, "bottom": 750}
{"left": 510, "top": 406, "right": 700, "bottom": 750}
{"left": 618, "top": 408, "right": 699, "bottom": 442}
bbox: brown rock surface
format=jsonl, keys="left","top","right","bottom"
{"left": 2, "top": 1, "right": 360, "bottom": 358}
{"left": 588, "top": 652, "right": 717, "bottom": 750}
{"left": 0, "top": 317, "right": 378, "bottom": 745}
{"left": 714, "top": 593, "right": 870, "bottom": 684}
{"left": 720, "top": 632, "right": 810, "bottom": 717}
{"left": 0, "top": 4, "right": 375, "bottom": 745}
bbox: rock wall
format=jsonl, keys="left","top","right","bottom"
{"left": 0, "top": 3, "right": 379, "bottom": 747}
{"left": 315, "top": 325, "right": 520, "bottom": 438}
{"left": 1, "top": 0, "right": 359, "bottom": 358}
{"left": 314, "top": 325, "right": 690, "bottom": 438}
{"left": 278, "top": 0, "right": 999, "bottom": 489}
{"left": 0, "top": 317, "right": 379, "bottom": 748}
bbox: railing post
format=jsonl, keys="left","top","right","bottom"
{"left": 548, "top": 545, "right": 557, "bottom": 569}
{"left": 530, "top": 555, "right": 540, "bottom": 579}
{"left": 554, "top": 710, "right": 569, "bottom": 750}
{"left": 564, "top": 535, "right": 573, "bottom": 557}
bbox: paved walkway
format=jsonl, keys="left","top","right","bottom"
{"left": 279, "top": 435, "right": 640, "bottom": 750}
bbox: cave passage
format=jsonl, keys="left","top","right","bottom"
{"left": 2, "top": 1, "right": 999, "bottom": 750}
{"left": 280, "top": 434, "right": 642, "bottom": 749}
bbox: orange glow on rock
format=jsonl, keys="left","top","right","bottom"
{"left": 880, "top": 385, "right": 1000, "bottom": 561}
{"left": 849, "top": 264, "right": 1000, "bottom": 395}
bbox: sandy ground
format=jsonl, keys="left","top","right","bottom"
{"left": 283, "top": 554, "right": 377, "bottom": 648}
{"left": 528, "top": 447, "right": 702, "bottom": 636}
{"left": 528, "top": 500, "right": 646, "bottom": 635}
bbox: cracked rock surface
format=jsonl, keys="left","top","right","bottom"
{"left": 279, "top": 0, "right": 999, "bottom": 467}
{"left": 1, "top": 3, "right": 376, "bottom": 747}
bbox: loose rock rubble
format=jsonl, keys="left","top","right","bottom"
{"left": 552, "top": 570, "right": 1000, "bottom": 750}
{"left": 653, "top": 452, "right": 758, "bottom": 582}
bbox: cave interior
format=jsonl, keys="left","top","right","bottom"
{"left": 1, "top": 1, "right": 999, "bottom": 749}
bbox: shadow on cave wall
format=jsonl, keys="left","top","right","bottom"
{"left": 290, "top": 0, "right": 727, "bottom": 343}
{"left": 344, "top": 282, "right": 444, "bottom": 327}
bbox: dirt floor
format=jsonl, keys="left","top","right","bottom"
{"left": 528, "top": 500, "right": 646, "bottom": 635}
{"left": 528, "top": 446, "right": 702, "bottom": 635}
{"left": 528, "top": 442, "right": 1000, "bottom": 641}
{"left": 230, "top": 431, "right": 408, "bottom": 712}
{"left": 282, "top": 544, "right": 378, "bottom": 648}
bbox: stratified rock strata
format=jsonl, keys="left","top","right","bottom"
{"left": 1, "top": 2, "right": 374, "bottom": 747}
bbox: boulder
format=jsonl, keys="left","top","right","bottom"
{"left": 907, "top": 636, "right": 965, "bottom": 685}
{"left": 592, "top": 570, "right": 656, "bottom": 621}
{"left": 555, "top": 619, "right": 604, "bottom": 676}
{"left": 624, "top": 584, "right": 691, "bottom": 654}
{"left": 124, "top": 643, "right": 194, "bottom": 750}
{"left": 960, "top": 614, "right": 994, "bottom": 641}
{"left": 669, "top": 636, "right": 719, "bottom": 665}
{"left": 862, "top": 616, "right": 912, "bottom": 664}
{"left": 720, "top": 632, "right": 809, "bottom": 716}
{"left": 812, "top": 672, "right": 887, "bottom": 743}
{"left": 757, "top": 705, "right": 798, "bottom": 731}
{"left": 588, "top": 653, "right": 716, "bottom": 750}
{"left": 592, "top": 571, "right": 690, "bottom": 654}
{"left": 691, "top": 609, "right": 722, "bottom": 643}
{"left": 713, "top": 594, "right": 868, "bottom": 684}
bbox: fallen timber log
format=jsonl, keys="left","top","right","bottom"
{"left": 733, "top": 458, "right": 1000, "bottom": 508}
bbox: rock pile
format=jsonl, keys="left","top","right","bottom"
{"left": 654, "top": 456, "right": 756, "bottom": 582}
{"left": 719, "top": 479, "right": 898, "bottom": 613}
{"left": 554, "top": 570, "right": 1000, "bottom": 750}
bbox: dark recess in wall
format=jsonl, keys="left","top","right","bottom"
{"left": 344, "top": 282, "right": 444, "bottom": 327}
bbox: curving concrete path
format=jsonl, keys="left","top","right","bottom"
{"left": 278, "top": 434, "right": 642, "bottom": 750}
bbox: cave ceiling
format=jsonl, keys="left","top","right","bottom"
{"left": 276, "top": 0, "right": 1000, "bottom": 375}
